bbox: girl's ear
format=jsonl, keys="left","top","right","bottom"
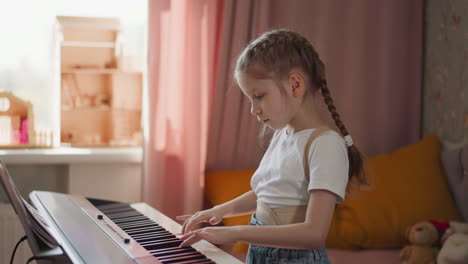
{"left": 288, "top": 72, "right": 305, "bottom": 97}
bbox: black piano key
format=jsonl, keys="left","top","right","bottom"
{"left": 119, "top": 221, "right": 158, "bottom": 228}
{"left": 133, "top": 231, "right": 173, "bottom": 238}
{"left": 101, "top": 208, "right": 136, "bottom": 214}
{"left": 124, "top": 225, "right": 164, "bottom": 232}
{"left": 136, "top": 236, "right": 175, "bottom": 243}
{"left": 127, "top": 228, "right": 167, "bottom": 236}
{"left": 127, "top": 229, "right": 167, "bottom": 235}
{"left": 160, "top": 254, "right": 207, "bottom": 264}
{"left": 111, "top": 214, "right": 149, "bottom": 221}
{"left": 158, "top": 252, "right": 204, "bottom": 262}
{"left": 119, "top": 220, "right": 163, "bottom": 229}
{"left": 140, "top": 237, "right": 180, "bottom": 247}
{"left": 121, "top": 224, "right": 160, "bottom": 231}
{"left": 133, "top": 232, "right": 175, "bottom": 239}
{"left": 131, "top": 232, "right": 171, "bottom": 240}
{"left": 153, "top": 249, "right": 198, "bottom": 259}
{"left": 134, "top": 233, "right": 172, "bottom": 239}
{"left": 143, "top": 241, "right": 182, "bottom": 250}
{"left": 111, "top": 214, "right": 148, "bottom": 219}
{"left": 124, "top": 225, "right": 165, "bottom": 232}
{"left": 151, "top": 247, "right": 197, "bottom": 257}
{"left": 130, "top": 230, "right": 169, "bottom": 237}
{"left": 149, "top": 246, "right": 188, "bottom": 254}
{"left": 109, "top": 214, "right": 145, "bottom": 220}
{"left": 107, "top": 211, "right": 144, "bottom": 218}
{"left": 129, "top": 228, "right": 167, "bottom": 234}
{"left": 99, "top": 205, "right": 131, "bottom": 212}
{"left": 97, "top": 202, "right": 128, "bottom": 208}
{"left": 150, "top": 247, "right": 213, "bottom": 264}
{"left": 168, "top": 259, "right": 214, "bottom": 264}
{"left": 113, "top": 216, "right": 149, "bottom": 224}
{"left": 122, "top": 225, "right": 160, "bottom": 232}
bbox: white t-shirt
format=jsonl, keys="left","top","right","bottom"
{"left": 251, "top": 127, "right": 349, "bottom": 208}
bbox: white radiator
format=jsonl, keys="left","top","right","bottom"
{"left": 0, "top": 203, "right": 33, "bottom": 264}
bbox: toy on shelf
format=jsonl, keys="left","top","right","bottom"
{"left": 56, "top": 16, "right": 143, "bottom": 147}
{"left": 0, "top": 92, "right": 54, "bottom": 148}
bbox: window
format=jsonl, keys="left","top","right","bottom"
{"left": 0, "top": 0, "right": 147, "bottom": 146}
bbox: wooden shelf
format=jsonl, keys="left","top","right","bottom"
{"left": 57, "top": 16, "right": 142, "bottom": 148}
{"left": 61, "top": 41, "right": 116, "bottom": 48}
{"left": 61, "top": 106, "right": 111, "bottom": 111}
{"left": 61, "top": 69, "right": 142, "bottom": 74}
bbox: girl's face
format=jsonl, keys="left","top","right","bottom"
{"left": 237, "top": 72, "right": 297, "bottom": 130}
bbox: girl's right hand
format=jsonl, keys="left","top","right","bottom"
{"left": 176, "top": 208, "right": 224, "bottom": 235}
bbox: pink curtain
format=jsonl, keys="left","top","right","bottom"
{"left": 267, "top": 0, "right": 423, "bottom": 156}
{"left": 206, "top": 0, "right": 422, "bottom": 171}
{"left": 144, "top": 0, "right": 221, "bottom": 219}
{"left": 145, "top": 0, "right": 422, "bottom": 216}
{"left": 206, "top": 0, "right": 272, "bottom": 171}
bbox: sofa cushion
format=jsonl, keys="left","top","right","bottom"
{"left": 326, "top": 134, "right": 461, "bottom": 249}
{"left": 441, "top": 142, "right": 468, "bottom": 221}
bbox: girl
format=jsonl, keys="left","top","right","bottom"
{"left": 176, "top": 29, "right": 366, "bottom": 264}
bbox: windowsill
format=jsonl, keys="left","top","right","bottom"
{"left": 0, "top": 147, "right": 143, "bottom": 164}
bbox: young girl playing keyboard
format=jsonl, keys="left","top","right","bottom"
{"left": 177, "top": 29, "right": 366, "bottom": 264}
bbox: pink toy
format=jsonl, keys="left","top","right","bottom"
{"left": 19, "top": 119, "right": 28, "bottom": 144}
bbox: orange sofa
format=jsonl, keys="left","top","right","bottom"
{"left": 204, "top": 135, "right": 462, "bottom": 263}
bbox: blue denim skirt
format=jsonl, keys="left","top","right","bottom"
{"left": 246, "top": 214, "right": 331, "bottom": 264}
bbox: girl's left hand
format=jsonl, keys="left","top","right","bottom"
{"left": 179, "top": 226, "right": 237, "bottom": 247}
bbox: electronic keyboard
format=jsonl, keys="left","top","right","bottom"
{"left": 29, "top": 191, "right": 243, "bottom": 264}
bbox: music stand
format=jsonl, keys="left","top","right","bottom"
{"left": 0, "top": 159, "right": 70, "bottom": 263}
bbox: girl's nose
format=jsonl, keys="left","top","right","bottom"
{"left": 250, "top": 103, "right": 261, "bottom": 116}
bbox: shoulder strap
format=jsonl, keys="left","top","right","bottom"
{"left": 303, "top": 126, "right": 332, "bottom": 183}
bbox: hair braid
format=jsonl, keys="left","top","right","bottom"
{"left": 313, "top": 58, "right": 366, "bottom": 186}
{"left": 298, "top": 36, "right": 367, "bottom": 187}
{"left": 319, "top": 79, "right": 348, "bottom": 136}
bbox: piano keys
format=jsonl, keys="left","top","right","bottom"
{"left": 29, "top": 191, "right": 243, "bottom": 264}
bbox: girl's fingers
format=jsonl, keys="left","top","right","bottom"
{"left": 183, "top": 217, "right": 199, "bottom": 234}
{"left": 176, "top": 214, "right": 192, "bottom": 221}
{"left": 181, "top": 219, "right": 190, "bottom": 234}
{"left": 180, "top": 232, "right": 202, "bottom": 247}
{"left": 182, "top": 215, "right": 199, "bottom": 234}
{"left": 180, "top": 230, "right": 196, "bottom": 241}
{"left": 183, "top": 215, "right": 209, "bottom": 234}
{"left": 179, "top": 212, "right": 218, "bottom": 234}
{"left": 209, "top": 216, "right": 220, "bottom": 225}
{"left": 178, "top": 214, "right": 194, "bottom": 234}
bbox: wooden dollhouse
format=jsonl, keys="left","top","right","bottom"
{"left": 56, "top": 16, "right": 143, "bottom": 147}
{"left": 0, "top": 92, "right": 53, "bottom": 148}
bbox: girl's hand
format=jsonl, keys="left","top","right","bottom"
{"left": 176, "top": 208, "right": 224, "bottom": 234}
{"left": 179, "top": 226, "right": 237, "bottom": 247}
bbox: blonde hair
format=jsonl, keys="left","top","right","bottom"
{"left": 234, "top": 29, "right": 367, "bottom": 186}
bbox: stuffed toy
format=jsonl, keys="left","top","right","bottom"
{"left": 437, "top": 221, "right": 468, "bottom": 264}
{"left": 400, "top": 221, "right": 440, "bottom": 264}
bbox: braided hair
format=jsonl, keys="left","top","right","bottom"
{"left": 235, "top": 29, "right": 366, "bottom": 186}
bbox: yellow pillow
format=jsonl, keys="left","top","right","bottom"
{"left": 326, "top": 134, "right": 461, "bottom": 249}
{"left": 205, "top": 169, "right": 255, "bottom": 252}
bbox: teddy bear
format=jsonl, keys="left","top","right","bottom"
{"left": 400, "top": 221, "right": 440, "bottom": 264}
{"left": 437, "top": 221, "right": 468, "bottom": 264}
